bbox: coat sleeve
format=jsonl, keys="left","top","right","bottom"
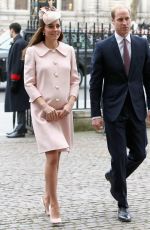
{"left": 69, "top": 46, "right": 80, "bottom": 98}
{"left": 10, "top": 42, "right": 23, "bottom": 81}
{"left": 143, "top": 39, "right": 150, "bottom": 110}
{"left": 24, "top": 47, "right": 42, "bottom": 102}
{"left": 89, "top": 42, "right": 104, "bottom": 117}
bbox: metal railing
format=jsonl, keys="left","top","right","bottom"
{"left": 24, "top": 21, "right": 150, "bottom": 129}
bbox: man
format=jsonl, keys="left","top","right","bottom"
{"left": 90, "top": 6, "right": 150, "bottom": 222}
{"left": 5, "top": 23, "right": 30, "bottom": 138}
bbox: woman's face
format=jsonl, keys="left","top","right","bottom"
{"left": 43, "top": 19, "right": 61, "bottom": 42}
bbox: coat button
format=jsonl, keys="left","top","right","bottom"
{"left": 55, "top": 86, "right": 59, "bottom": 89}
{"left": 56, "top": 98, "right": 60, "bottom": 102}
{"left": 54, "top": 73, "right": 58, "bottom": 77}
{"left": 53, "top": 61, "right": 57, "bottom": 65}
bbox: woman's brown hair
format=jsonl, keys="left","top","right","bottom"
{"left": 22, "top": 19, "right": 63, "bottom": 58}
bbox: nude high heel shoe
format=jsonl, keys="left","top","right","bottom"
{"left": 49, "top": 205, "right": 62, "bottom": 224}
{"left": 41, "top": 197, "right": 50, "bottom": 216}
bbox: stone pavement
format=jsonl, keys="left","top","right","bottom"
{"left": 0, "top": 91, "right": 150, "bottom": 229}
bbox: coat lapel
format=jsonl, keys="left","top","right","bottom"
{"left": 110, "top": 35, "right": 137, "bottom": 78}
{"left": 111, "top": 36, "right": 123, "bottom": 64}
{"left": 110, "top": 35, "right": 126, "bottom": 76}
{"left": 128, "top": 35, "right": 136, "bottom": 77}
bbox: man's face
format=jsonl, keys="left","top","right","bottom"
{"left": 9, "top": 28, "right": 14, "bottom": 38}
{"left": 112, "top": 8, "right": 131, "bottom": 37}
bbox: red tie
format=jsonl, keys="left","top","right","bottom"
{"left": 123, "top": 38, "right": 130, "bottom": 75}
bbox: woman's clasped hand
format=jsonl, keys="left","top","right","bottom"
{"left": 42, "top": 102, "right": 74, "bottom": 121}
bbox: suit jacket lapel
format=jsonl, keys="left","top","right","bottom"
{"left": 128, "top": 35, "right": 136, "bottom": 77}
{"left": 111, "top": 35, "right": 123, "bottom": 64}
{"left": 110, "top": 35, "right": 126, "bottom": 77}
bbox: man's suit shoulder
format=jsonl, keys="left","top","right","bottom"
{"left": 96, "top": 35, "right": 114, "bottom": 49}
{"left": 131, "top": 34, "right": 148, "bottom": 44}
{"left": 15, "top": 36, "right": 27, "bottom": 48}
{"left": 96, "top": 34, "right": 148, "bottom": 46}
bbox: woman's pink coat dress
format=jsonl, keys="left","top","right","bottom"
{"left": 24, "top": 41, "right": 79, "bottom": 153}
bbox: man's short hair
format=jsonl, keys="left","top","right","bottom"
{"left": 111, "top": 5, "right": 131, "bottom": 19}
{"left": 9, "top": 22, "right": 21, "bottom": 34}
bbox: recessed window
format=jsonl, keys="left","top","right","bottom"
{"left": 15, "top": 0, "right": 28, "bottom": 10}
{"left": 62, "top": 0, "right": 74, "bottom": 11}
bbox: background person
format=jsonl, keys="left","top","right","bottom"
{"left": 90, "top": 5, "right": 150, "bottom": 222}
{"left": 5, "top": 22, "right": 30, "bottom": 138}
{"left": 24, "top": 8, "right": 79, "bottom": 224}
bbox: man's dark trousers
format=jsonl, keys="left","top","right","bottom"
{"left": 105, "top": 93, "right": 147, "bottom": 208}
{"left": 14, "top": 111, "right": 26, "bottom": 133}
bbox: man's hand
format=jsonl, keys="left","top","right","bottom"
{"left": 92, "top": 117, "right": 104, "bottom": 131}
{"left": 147, "top": 110, "right": 150, "bottom": 124}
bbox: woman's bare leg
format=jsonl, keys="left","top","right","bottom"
{"left": 44, "top": 151, "right": 61, "bottom": 202}
{"left": 44, "top": 150, "right": 61, "bottom": 218}
{"left": 57, "top": 151, "right": 61, "bottom": 171}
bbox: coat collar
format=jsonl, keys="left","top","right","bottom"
{"left": 34, "top": 41, "right": 68, "bottom": 57}
{"left": 110, "top": 35, "right": 123, "bottom": 62}
{"left": 110, "top": 35, "right": 127, "bottom": 77}
{"left": 13, "top": 34, "right": 22, "bottom": 42}
{"left": 10, "top": 34, "right": 22, "bottom": 45}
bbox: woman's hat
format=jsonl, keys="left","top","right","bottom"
{"left": 39, "top": 7, "right": 61, "bottom": 25}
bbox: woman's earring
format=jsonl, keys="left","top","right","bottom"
{"left": 43, "top": 32, "right": 45, "bottom": 35}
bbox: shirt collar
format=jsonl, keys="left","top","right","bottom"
{"left": 35, "top": 41, "right": 68, "bottom": 57}
{"left": 115, "top": 32, "right": 131, "bottom": 44}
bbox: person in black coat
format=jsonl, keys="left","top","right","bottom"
{"left": 5, "top": 23, "right": 30, "bottom": 138}
{"left": 90, "top": 6, "right": 150, "bottom": 222}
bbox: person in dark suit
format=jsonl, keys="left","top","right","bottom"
{"left": 5, "top": 23, "right": 30, "bottom": 138}
{"left": 90, "top": 5, "right": 150, "bottom": 222}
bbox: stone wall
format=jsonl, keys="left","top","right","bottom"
{"left": 0, "top": 0, "right": 150, "bottom": 32}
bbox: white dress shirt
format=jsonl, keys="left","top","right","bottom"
{"left": 115, "top": 32, "right": 131, "bottom": 61}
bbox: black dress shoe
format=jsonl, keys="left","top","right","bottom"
{"left": 6, "top": 128, "right": 27, "bottom": 135}
{"left": 6, "top": 130, "right": 16, "bottom": 135}
{"left": 118, "top": 207, "right": 131, "bottom": 222}
{"left": 6, "top": 131, "right": 25, "bottom": 138}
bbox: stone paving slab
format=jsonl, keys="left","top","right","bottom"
{"left": 0, "top": 129, "right": 150, "bottom": 230}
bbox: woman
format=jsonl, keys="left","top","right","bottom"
{"left": 24, "top": 8, "right": 79, "bottom": 224}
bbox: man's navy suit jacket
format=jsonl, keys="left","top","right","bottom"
{"left": 90, "top": 34, "right": 150, "bottom": 122}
